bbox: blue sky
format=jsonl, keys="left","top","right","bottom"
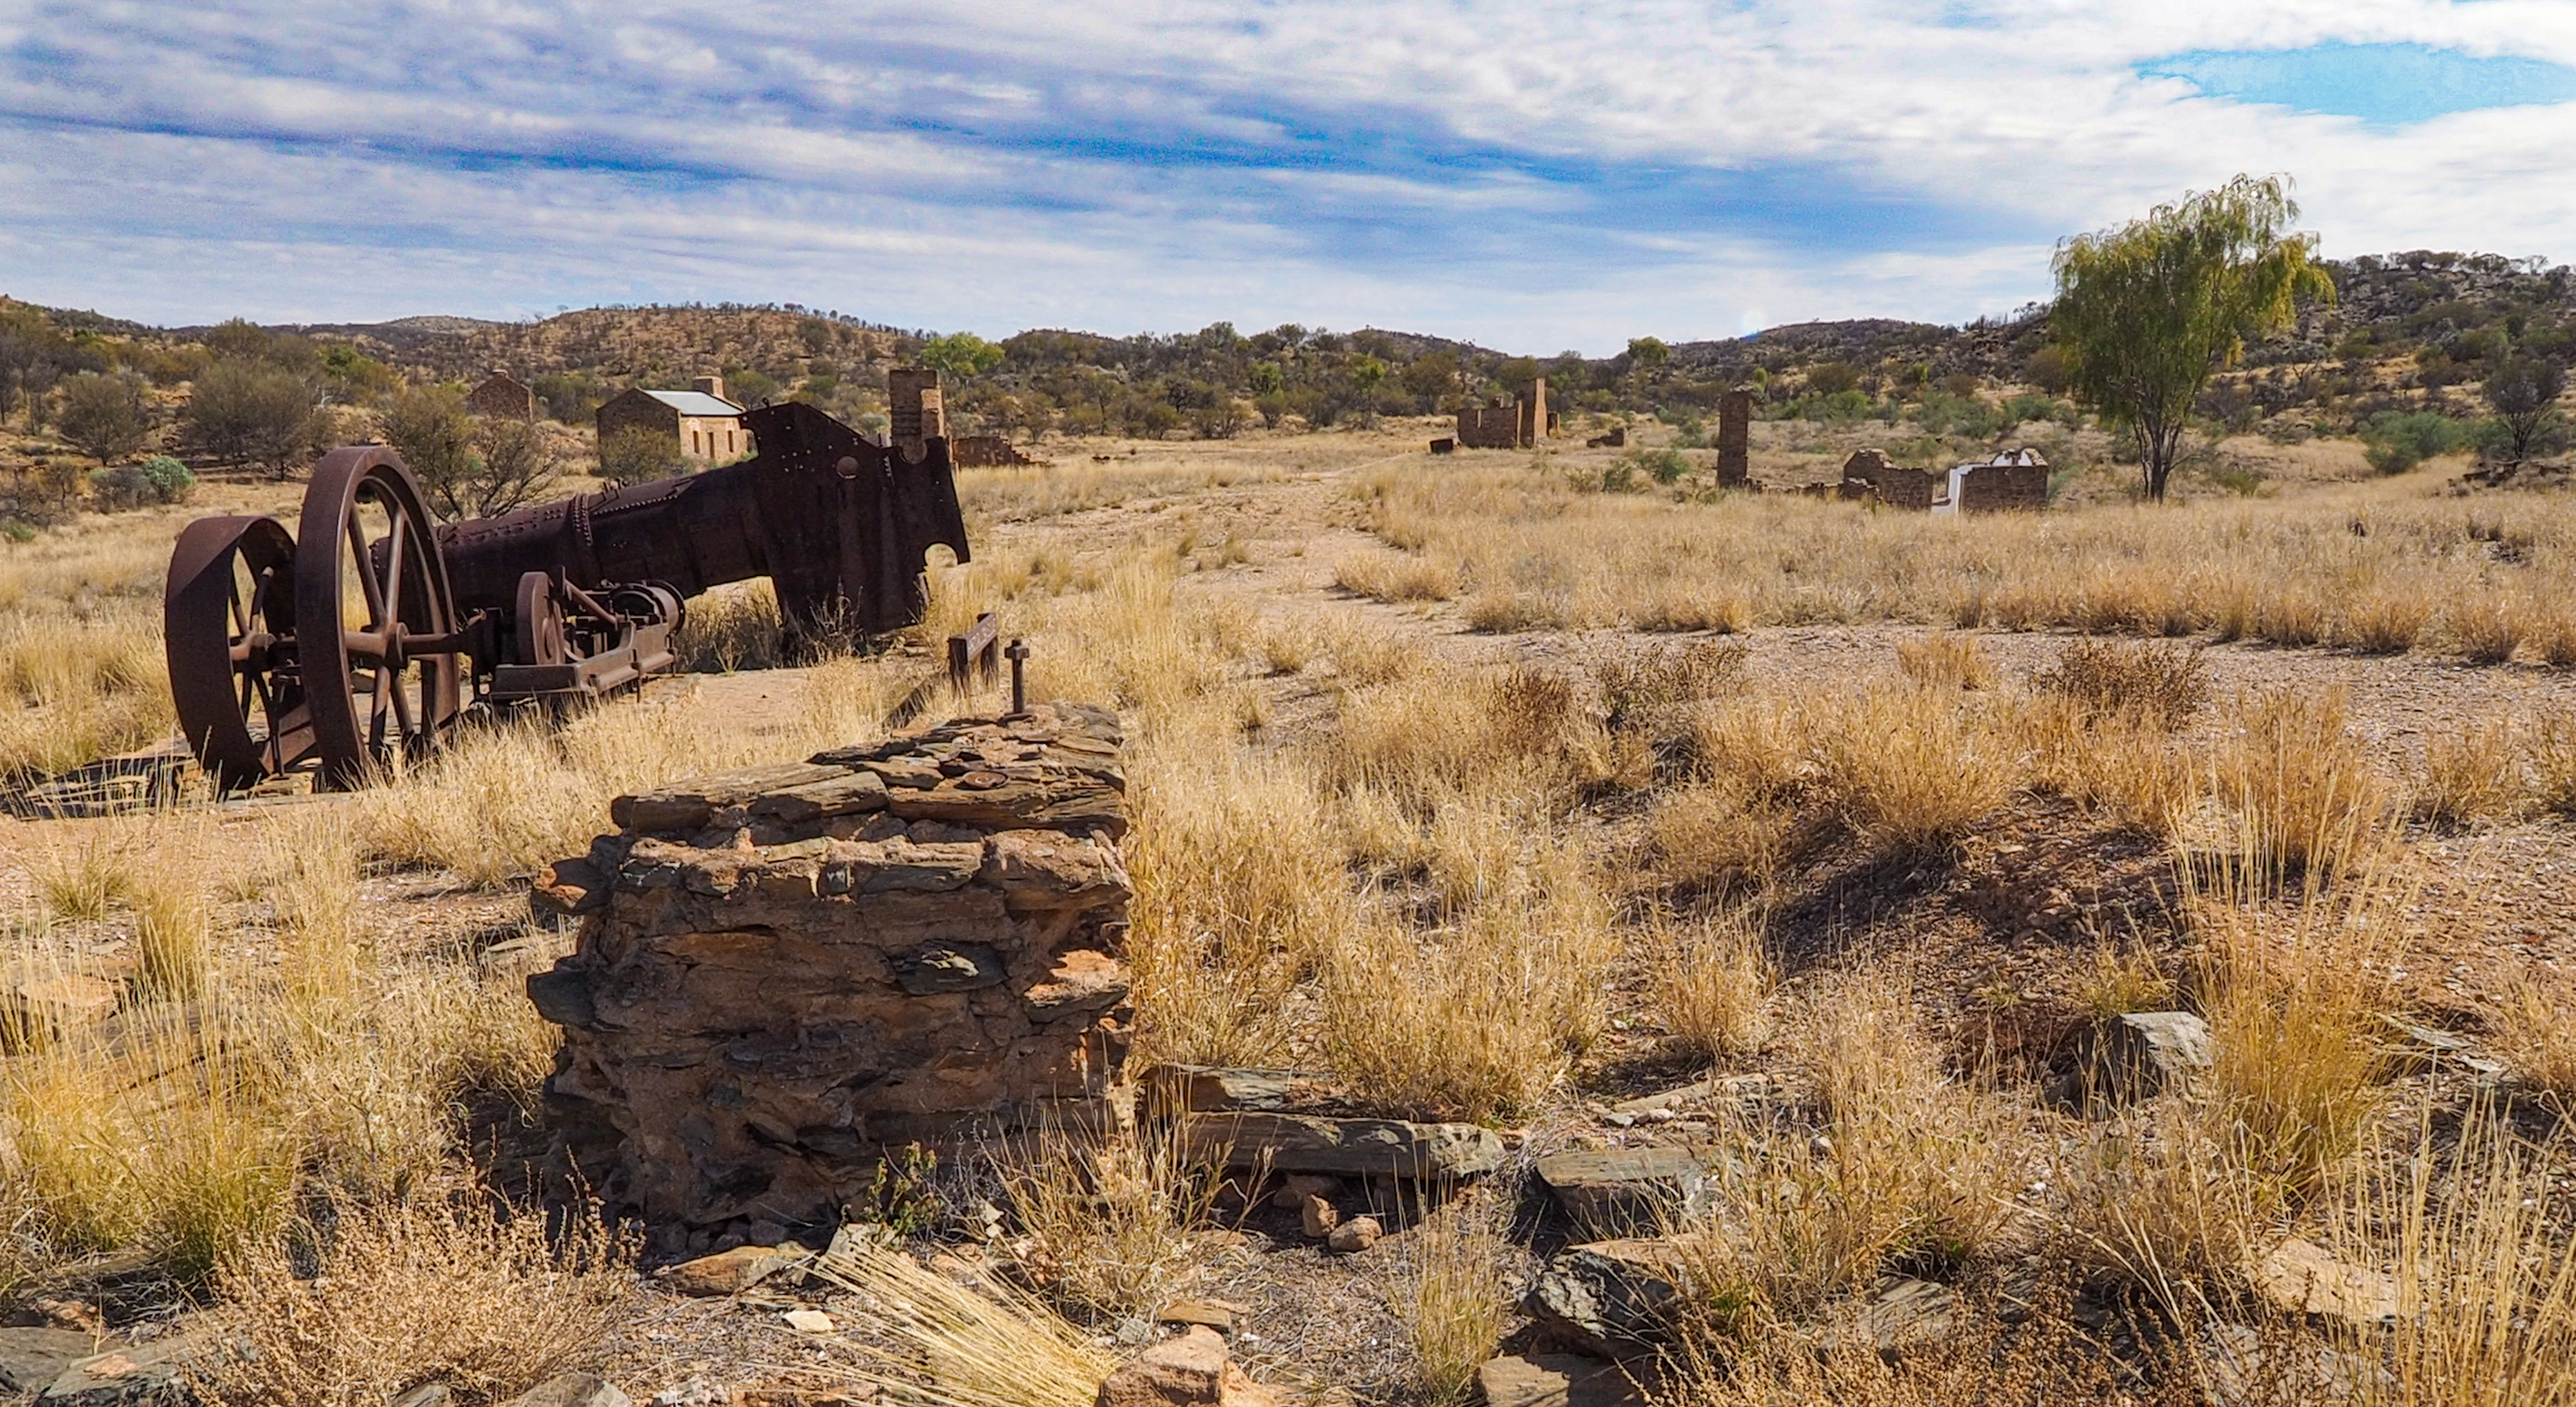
{"left": 3, "top": 2, "right": 2575, "bottom": 353}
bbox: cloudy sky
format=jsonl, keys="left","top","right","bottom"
{"left": 4, "top": 1, "right": 2574, "bottom": 352}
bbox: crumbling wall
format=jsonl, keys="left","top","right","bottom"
{"left": 1955, "top": 460, "right": 2049, "bottom": 511}
{"left": 1456, "top": 404, "right": 1521, "bottom": 449}
{"left": 953, "top": 435, "right": 1038, "bottom": 468}
{"left": 1717, "top": 389, "right": 1751, "bottom": 486}
{"left": 528, "top": 704, "right": 1132, "bottom": 1242}
{"left": 1841, "top": 449, "right": 1940, "bottom": 509}
{"left": 889, "top": 368, "right": 946, "bottom": 452}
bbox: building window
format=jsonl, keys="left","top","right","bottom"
{"left": 691, "top": 429, "right": 701, "bottom": 456}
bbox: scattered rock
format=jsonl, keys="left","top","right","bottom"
{"left": 2201, "top": 1322, "right": 2394, "bottom": 1406}
{"left": 1299, "top": 1195, "right": 1340, "bottom": 1239}
{"left": 1142, "top": 1067, "right": 1331, "bottom": 1115}
{"left": 659, "top": 1243, "right": 807, "bottom": 1296}
{"left": 1474, "top": 1354, "right": 1642, "bottom": 1407}
{"left": 1183, "top": 1113, "right": 1503, "bottom": 1179}
{"left": 391, "top": 1383, "right": 453, "bottom": 1407}
{"left": 1326, "top": 1216, "right": 1381, "bottom": 1253}
{"left": 1156, "top": 1299, "right": 1244, "bottom": 1334}
{"left": 531, "top": 855, "right": 611, "bottom": 918}
{"left": 0, "top": 1330, "right": 106, "bottom": 1396}
{"left": 1535, "top": 1146, "right": 1712, "bottom": 1236}
{"left": 0, "top": 969, "right": 123, "bottom": 1051}
{"left": 1610, "top": 1074, "right": 1775, "bottom": 1117}
{"left": 1266, "top": 1173, "right": 1338, "bottom": 1210}
{"left": 782, "top": 1309, "right": 836, "bottom": 1335}
{"left": 2067, "top": 1011, "right": 2211, "bottom": 1107}
{"left": 41, "top": 1333, "right": 206, "bottom": 1407}
{"left": 647, "top": 1378, "right": 726, "bottom": 1407}
{"left": 2378, "top": 1018, "right": 2508, "bottom": 1079}
{"left": 1095, "top": 1326, "right": 1279, "bottom": 1407}
{"left": 2251, "top": 1239, "right": 2397, "bottom": 1332}
{"left": 1861, "top": 1277, "right": 1956, "bottom": 1361}
{"left": 503, "top": 1375, "right": 634, "bottom": 1407}
{"left": 1525, "top": 1239, "right": 1693, "bottom": 1358}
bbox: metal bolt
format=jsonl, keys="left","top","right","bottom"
{"left": 1004, "top": 638, "right": 1030, "bottom": 715}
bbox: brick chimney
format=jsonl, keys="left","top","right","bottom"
{"left": 692, "top": 374, "right": 726, "bottom": 401}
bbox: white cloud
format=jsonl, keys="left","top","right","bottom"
{"left": 4, "top": 0, "right": 2574, "bottom": 348}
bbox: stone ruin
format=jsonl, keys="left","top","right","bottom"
{"left": 1815, "top": 446, "right": 2049, "bottom": 511}
{"left": 526, "top": 704, "right": 1134, "bottom": 1245}
{"left": 888, "top": 367, "right": 946, "bottom": 457}
{"left": 1716, "top": 387, "right": 1751, "bottom": 486}
{"left": 1454, "top": 377, "right": 1554, "bottom": 450}
{"left": 952, "top": 434, "right": 1041, "bottom": 469}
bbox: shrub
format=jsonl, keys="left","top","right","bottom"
{"left": 55, "top": 372, "right": 151, "bottom": 465}
{"left": 595, "top": 425, "right": 686, "bottom": 486}
{"left": 139, "top": 454, "right": 193, "bottom": 501}
{"left": 2360, "top": 410, "right": 2469, "bottom": 474}
{"left": 2034, "top": 638, "right": 2209, "bottom": 727}
{"left": 182, "top": 361, "right": 324, "bottom": 476}
{"left": 86, "top": 465, "right": 156, "bottom": 511}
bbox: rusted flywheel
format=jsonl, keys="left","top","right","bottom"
{"left": 164, "top": 514, "right": 311, "bottom": 791}
{"left": 294, "top": 449, "right": 466, "bottom": 790}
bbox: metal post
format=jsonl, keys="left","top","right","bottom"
{"left": 1005, "top": 638, "right": 1030, "bottom": 716}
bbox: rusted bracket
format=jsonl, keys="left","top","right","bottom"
{"left": 947, "top": 611, "right": 1000, "bottom": 692}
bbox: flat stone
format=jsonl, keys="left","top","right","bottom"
{"left": 2379, "top": 1018, "right": 2509, "bottom": 1078}
{"left": 1022, "top": 950, "right": 1132, "bottom": 1019}
{"left": 751, "top": 770, "right": 890, "bottom": 823}
{"left": 1863, "top": 1277, "right": 1956, "bottom": 1360}
{"left": 660, "top": 1243, "right": 805, "bottom": 1296}
{"left": 2069, "top": 1011, "right": 2212, "bottom": 1107}
{"left": 782, "top": 1309, "right": 835, "bottom": 1334}
{"left": 1474, "top": 1354, "right": 1641, "bottom": 1407}
{"left": 1525, "top": 1239, "right": 1693, "bottom": 1358}
{"left": 2200, "top": 1323, "right": 2393, "bottom": 1407}
{"left": 891, "top": 942, "right": 1008, "bottom": 994}
{"left": 1326, "top": 1216, "right": 1381, "bottom": 1253}
{"left": 886, "top": 775, "right": 1128, "bottom": 840}
{"left": 1183, "top": 1113, "right": 1503, "bottom": 1179}
{"left": 0, "top": 969, "right": 122, "bottom": 1049}
{"left": 1609, "top": 1074, "right": 1776, "bottom": 1117}
{"left": 980, "top": 829, "right": 1129, "bottom": 906}
{"left": 1156, "top": 1299, "right": 1243, "bottom": 1334}
{"left": 1535, "top": 1146, "right": 1712, "bottom": 1237}
{"left": 391, "top": 1383, "right": 452, "bottom": 1407}
{"left": 613, "top": 762, "right": 847, "bottom": 832}
{"left": 1143, "top": 1066, "right": 1326, "bottom": 1114}
{"left": 1095, "top": 1326, "right": 1278, "bottom": 1407}
{"left": 2251, "top": 1238, "right": 2397, "bottom": 1331}
{"left": 41, "top": 1333, "right": 204, "bottom": 1407}
{"left": 0, "top": 1330, "right": 106, "bottom": 1395}
{"left": 503, "top": 1375, "right": 633, "bottom": 1407}
{"left": 531, "top": 855, "right": 611, "bottom": 917}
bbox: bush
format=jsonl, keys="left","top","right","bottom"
{"left": 55, "top": 372, "right": 152, "bottom": 465}
{"left": 596, "top": 426, "right": 686, "bottom": 486}
{"left": 1619, "top": 447, "right": 1691, "bottom": 485}
{"left": 139, "top": 455, "right": 193, "bottom": 500}
{"left": 181, "top": 361, "right": 324, "bottom": 476}
{"left": 2360, "top": 409, "right": 2470, "bottom": 474}
{"left": 86, "top": 465, "right": 154, "bottom": 511}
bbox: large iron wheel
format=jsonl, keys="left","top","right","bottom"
{"left": 164, "top": 514, "right": 312, "bottom": 791}
{"left": 295, "top": 449, "right": 465, "bottom": 790}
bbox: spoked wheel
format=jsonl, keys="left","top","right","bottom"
{"left": 516, "top": 570, "right": 569, "bottom": 667}
{"left": 295, "top": 449, "right": 465, "bottom": 790}
{"left": 164, "top": 515, "right": 313, "bottom": 791}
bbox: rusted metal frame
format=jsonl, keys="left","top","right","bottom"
{"left": 947, "top": 611, "right": 1000, "bottom": 691}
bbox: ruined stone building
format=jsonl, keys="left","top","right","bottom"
{"left": 1717, "top": 388, "right": 1752, "bottom": 486}
{"left": 595, "top": 375, "right": 748, "bottom": 462}
{"left": 1940, "top": 447, "right": 2050, "bottom": 513}
{"left": 467, "top": 372, "right": 535, "bottom": 421}
{"left": 1840, "top": 448, "right": 1941, "bottom": 509}
{"left": 888, "top": 368, "right": 944, "bottom": 457}
{"left": 1455, "top": 378, "right": 1553, "bottom": 450}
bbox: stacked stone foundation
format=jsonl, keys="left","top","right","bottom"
{"left": 527, "top": 703, "right": 1132, "bottom": 1243}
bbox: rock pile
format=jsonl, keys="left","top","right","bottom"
{"left": 528, "top": 703, "right": 1135, "bottom": 1244}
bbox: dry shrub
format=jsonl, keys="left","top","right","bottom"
{"left": 2050, "top": 1102, "right": 2279, "bottom": 1323}
{"left": 2024, "top": 695, "right": 2195, "bottom": 834}
{"left": 131, "top": 869, "right": 214, "bottom": 1003}
{"left": 1334, "top": 550, "right": 1459, "bottom": 603}
{"left": 2526, "top": 591, "right": 2576, "bottom": 667}
{"left": 807, "top": 1240, "right": 1113, "bottom": 1407}
{"left": 1462, "top": 588, "right": 1561, "bottom": 634}
{"left": 2448, "top": 593, "right": 2525, "bottom": 665}
{"left": 2033, "top": 637, "right": 2209, "bottom": 728}
{"left": 2336, "top": 588, "right": 2432, "bottom": 655}
{"left": 1593, "top": 640, "right": 1747, "bottom": 733}
{"left": 1320, "top": 847, "right": 1614, "bottom": 1123}
{"left": 36, "top": 832, "right": 136, "bottom": 921}
{"left": 1387, "top": 1192, "right": 1514, "bottom": 1407}
{"left": 1126, "top": 744, "right": 1341, "bottom": 1068}
{"left": 1327, "top": 667, "right": 1585, "bottom": 806}
{"left": 997, "top": 1111, "right": 1228, "bottom": 1319}
{"left": 1638, "top": 589, "right": 1753, "bottom": 634}
{"left": 195, "top": 1191, "right": 636, "bottom": 1407}
{"left": 2254, "top": 588, "right": 2328, "bottom": 648}
{"left": 670, "top": 579, "right": 787, "bottom": 671}
{"left": 2338, "top": 1105, "right": 2576, "bottom": 1404}
{"left": 1812, "top": 685, "right": 2015, "bottom": 857}
{"left": 1686, "top": 694, "right": 1811, "bottom": 806}
{"left": 1648, "top": 781, "right": 1797, "bottom": 894}
{"left": 2074, "top": 938, "right": 2176, "bottom": 1019}
{"left": 1894, "top": 633, "right": 1996, "bottom": 690}
{"left": 2411, "top": 719, "right": 2523, "bottom": 831}
{"left": 1647, "top": 910, "right": 1772, "bottom": 1062}
{"left": 2490, "top": 974, "right": 2576, "bottom": 1107}
{"left": 2208, "top": 688, "right": 2393, "bottom": 883}
{"left": 1663, "top": 1294, "right": 2190, "bottom": 1406}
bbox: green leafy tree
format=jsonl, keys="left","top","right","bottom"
{"left": 55, "top": 372, "right": 152, "bottom": 465}
{"left": 181, "top": 362, "right": 324, "bottom": 476}
{"left": 597, "top": 426, "right": 687, "bottom": 486}
{"left": 381, "top": 386, "right": 474, "bottom": 499}
{"left": 2050, "top": 174, "right": 2334, "bottom": 500}
{"left": 918, "top": 332, "right": 1004, "bottom": 381}
{"left": 1625, "top": 337, "right": 1670, "bottom": 374}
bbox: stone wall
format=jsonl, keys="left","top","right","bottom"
{"left": 1716, "top": 389, "right": 1751, "bottom": 485}
{"left": 1841, "top": 449, "right": 1940, "bottom": 509}
{"left": 1954, "top": 454, "right": 2049, "bottom": 511}
{"left": 527, "top": 704, "right": 1133, "bottom": 1243}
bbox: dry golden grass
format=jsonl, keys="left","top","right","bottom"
{"left": 1812, "top": 683, "right": 2015, "bottom": 857}
{"left": 2033, "top": 637, "right": 2210, "bottom": 727}
{"left": 195, "top": 1191, "right": 636, "bottom": 1407}
{"left": 2412, "top": 718, "right": 2524, "bottom": 831}
{"left": 1648, "top": 781, "right": 1799, "bottom": 894}
{"left": 2206, "top": 688, "right": 2395, "bottom": 883}
{"left": 1647, "top": 909, "right": 1773, "bottom": 1062}
{"left": 1893, "top": 632, "right": 1996, "bottom": 690}
{"left": 808, "top": 1240, "right": 1113, "bottom": 1407}
{"left": 2491, "top": 974, "right": 2576, "bottom": 1108}
{"left": 998, "top": 1110, "right": 1229, "bottom": 1320}
{"left": 1334, "top": 549, "right": 1459, "bottom": 603}
{"left": 2025, "top": 695, "right": 2196, "bottom": 833}
{"left": 1386, "top": 1192, "right": 1514, "bottom": 1407}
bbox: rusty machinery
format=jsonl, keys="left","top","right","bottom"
{"left": 163, "top": 401, "right": 969, "bottom": 792}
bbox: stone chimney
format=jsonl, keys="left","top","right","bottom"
{"left": 888, "top": 367, "right": 946, "bottom": 453}
{"left": 692, "top": 374, "right": 726, "bottom": 401}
